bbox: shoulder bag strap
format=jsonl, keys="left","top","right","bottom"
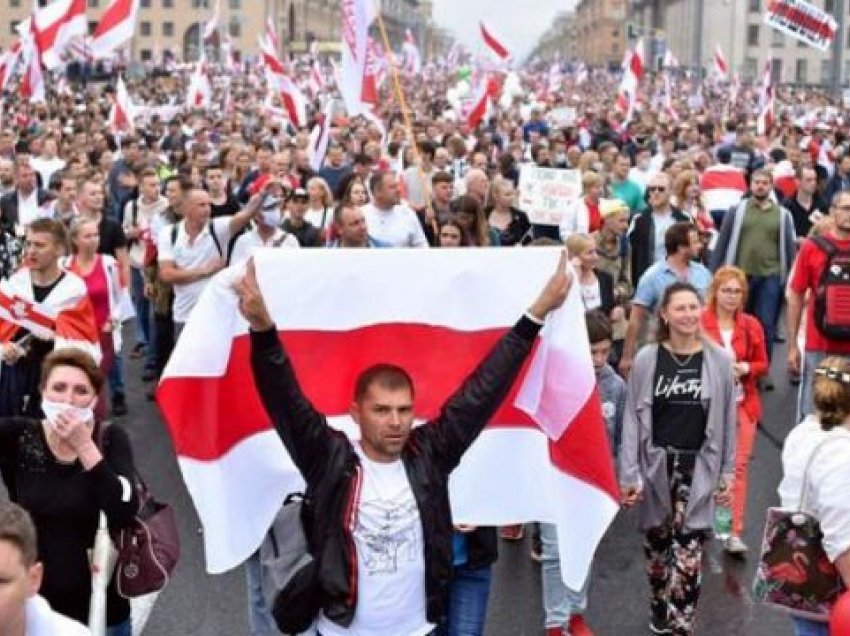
{"left": 798, "top": 436, "right": 845, "bottom": 513}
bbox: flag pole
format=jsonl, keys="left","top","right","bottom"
{"left": 372, "top": 8, "right": 437, "bottom": 238}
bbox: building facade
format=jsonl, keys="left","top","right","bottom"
{"left": 0, "top": 0, "right": 448, "bottom": 63}
{"left": 630, "top": 0, "right": 841, "bottom": 85}
{"left": 574, "top": 0, "right": 628, "bottom": 68}
{"left": 531, "top": 11, "right": 579, "bottom": 61}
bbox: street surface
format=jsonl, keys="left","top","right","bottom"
{"left": 127, "top": 341, "right": 798, "bottom": 636}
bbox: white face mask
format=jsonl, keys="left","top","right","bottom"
{"left": 41, "top": 399, "right": 95, "bottom": 428}
{"left": 260, "top": 209, "right": 282, "bottom": 228}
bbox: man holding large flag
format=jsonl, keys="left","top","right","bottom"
{"left": 233, "top": 254, "right": 571, "bottom": 634}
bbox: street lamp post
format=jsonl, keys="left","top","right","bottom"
{"left": 833, "top": 0, "right": 845, "bottom": 93}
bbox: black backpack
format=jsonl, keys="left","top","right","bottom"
{"left": 812, "top": 236, "right": 850, "bottom": 340}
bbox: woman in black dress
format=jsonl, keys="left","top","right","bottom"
{"left": 0, "top": 348, "right": 138, "bottom": 634}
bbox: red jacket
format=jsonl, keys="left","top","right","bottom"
{"left": 700, "top": 309, "right": 768, "bottom": 422}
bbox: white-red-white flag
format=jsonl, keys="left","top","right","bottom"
{"left": 713, "top": 44, "right": 728, "bottom": 77}
{"left": 757, "top": 60, "right": 775, "bottom": 135}
{"left": 465, "top": 77, "right": 492, "bottom": 129}
{"left": 186, "top": 56, "right": 212, "bottom": 108}
{"left": 403, "top": 28, "right": 422, "bottom": 75}
{"left": 662, "top": 48, "right": 679, "bottom": 68}
{"left": 308, "top": 60, "right": 326, "bottom": 97}
{"left": 265, "top": 16, "right": 280, "bottom": 53}
{"left": 309, "top": 99, "right": 334, "bottom": 172}
{"left": 90, "top": 0, "right": 139, "bottom": 60}
{"left": 32, "top": 0, "right": 88, "bottom": 70}
{"left": 479, "top": 21, "right": 511, "bottom": 61}
{"left": 259, "top": 36, "right": 307, "bottom": 128}
{"left": 0, "top": 41, "right": 23, "bottom": 92}
{"left": 616, "top": 39, "right": 644, "bottom": 119}
{"left": 158, "top": 249, "right": 620, "bottom": 589}
{"left": 340, "top": 0, "right": 376, "bottom": 116}
{"left": 202, "top": 0, "right": 220, "bottom": 42}
{"left": 109, "top": 74, "right": 135, "bottom": 132}
{"left": 19, "top": 38, "right": 45, "bottom": 104}
{"left": 547, "top": 62, "right": 562, "bottom": 97}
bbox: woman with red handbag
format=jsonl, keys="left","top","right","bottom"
{"left": 0, "top": 348, "right": 139, "bottom": 634}
{"left": 778, "top": 357, "right": 850, "bottom": 636}
{"left": 700, "top": 266, "right": 768, "bottom": 557}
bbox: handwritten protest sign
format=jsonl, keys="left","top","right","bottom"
{"left": 518, "top": 166, "right": 581, "bottom": 226}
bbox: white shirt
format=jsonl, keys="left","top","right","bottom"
{"left": 229, "top": 226, "right": 300, "bottom": 266}
{"left": 363, "top": 203, "right": 429, "bottom": 248}
{"left": 16, "top": 189, "right": 42, "bottom": 232}
{"left": 26, "top": 595, "right": 91, "bottom": 635}
{"left": 580, "top": 279, "right": 601, "bottom": 310}
{"left": 305, "top": 206, "right": 334, "bottom": 232}
{"left": 316, "top": 446, "right": 432, "bottom": 636}
{"left": 778, "top": 417, "right": 850, "bottom": 562}
{"left": 157, "top": 217, "right": 232, "bottom": 323}
{"left": 652, "top": 210, "right": 676, "bottom": 264}
{"left": 123, "top": 195, "right": 169, "bottom": 268}
{"left": 628, "top": 166, "right": 656, "bottom": 193}
{"left": 30, "top": 156, "right": 66, "bottom": 187}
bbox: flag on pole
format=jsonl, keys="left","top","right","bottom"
{"left": 340, "top": 0, "right": 377, "bottom": 116}
{"left": 465, "top": 76, "right": 492, "bottom": 129}
{"left": 662, "top": 49, "right": 679, "bottom": 68}
{"left": 157, "top": 249, "right": 620, "bottom": 590}
{"left": 265, "top": 16, "right": 280, "bottom": 53}
{"left": 259, "top": 36, "right": 307, "bottom": 128}
{"left": 19, "top": 38, "right": 45, "bottom": 104}
{"left": 186, "top": 55, "right": 212, "bottom": 108}
{"left": 757, "top": 60, "right": 775, "bottom": 135}
{"left": 0, "top": 40, "right": 23, "bottom": 91}
{"left": 616, "top": 39, "right": 644, "bottom": 120}
{"left": 90, "top": 0, "right": 139, "bottom": 60}
{"left": 479, "top": 21, "right": 511, "bottom": 61}
{"left": 309, "top": 100, "right": 334, "bottom": 172}
{"left": 713, "top": 44, "right": 728, "bottom": 77}
{"left": 308, "top": 60, "right": 326, "bottom": 97}
{"left": 32, "top": 0, "right": 87, "bottom": 70}
{"left": 662, "top": 73, "right": 678, "bottom": 122}
{"left": 202, "top": 0, "right": 220, "bottom": 42}
{"left": 109, "top": 75, "right": 135, "bottom": 132}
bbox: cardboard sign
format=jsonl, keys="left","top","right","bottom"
{"left": 764, "top": 0, "right": 837, "bottom": 52}
{"left": 518, "top": 166, "right": 581, "bottom": 226}
{"left": 548, "top": 107, "right": 577, "bottom": 128}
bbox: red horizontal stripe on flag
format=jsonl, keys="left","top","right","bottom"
{"left": 158, "top": 325, "right": 539, "bottom": 461}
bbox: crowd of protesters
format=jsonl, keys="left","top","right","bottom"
{"left": 0, "top": 54, "right": 849, "bottom": 636}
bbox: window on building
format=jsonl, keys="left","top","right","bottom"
{"left": 825, "top": 0, "right": 835, "bottom": 12}
{"left": 163, "top": 21, "right": 174, "bottom": 37}
{"left": 11, "top": 0, "right": 21, "bottom": 6}
{"left": 771, "top": 29, "right": 784, "bottom": 46}
{"left": 140, "top": 0, "right": 151, "bottom": 7}
{"left": 163, "top": 0, "right": 173, "bottom": 7}
{"left": 796, "top": 58, "right": 808, "bottom": 83}
{"left": 844, "top": 60, "right": 850, "bottom": 83}
{"left": 743, "top": 57, "right": 758, "bottom": 80}
{"left": 10, "top": 21, "right": 20, "bottom": 34}
{"left": 88, "top": 20, "right": 97, "bottom": 33}
{"left": 140, "top": 49, "right": 152, "bottom": 61}
{"left": 229, "top": 22, "right": 241, "bottom": 37}
{"left": 191, "top": 0, "right": 209, "bottom": 7}
{"left": 140, "top": 21, "right": 151, "bottom": 36}
{"left": 88, "top": 0, "right": 99, "bottom": 7}
{"left": 749, "top": 0, "right": 761, "bottom": 10}
{"left": 747, "top": 25, "right": 759, "bottom": 46}
{"left": 228, "top": 0, "right": 240, "bottom": 8}
{"left": 822, "top": 60, "right": 833, "bottom": 85}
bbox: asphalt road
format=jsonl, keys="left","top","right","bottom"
{"left": 125, "top": 341, "right": 801, "bottom": 636}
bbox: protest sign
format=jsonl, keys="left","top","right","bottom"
{"left": 518, "top": 166, "right": 581, "bottom": 226}
{"left": 764, "top": 0, "right": 837, "bottom": 52}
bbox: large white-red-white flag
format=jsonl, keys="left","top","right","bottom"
{"left": 479, "top": 21, "right": 511, "bottom": 61}
{"left": 19, "top": 38, "right": 45, "bottom": 104}
{"left": 186, "top": 56, "right": 212, "bottom": 108}
{"left": 308, "top": 99, "right": 334, "bottom": 172}
{"left": 158, "top": 249, "right": 620, "bottom": 589}
{"left": 0, "top": 41, "right": 23, "bottom": 92}
{"left": 202, "top": 0, "right": 220, "bottom": 42}
{"left": 32, "top": 0, "right": 87, "bottom": 70}
{"left": 90, "top": 0, "right": 139, "bottom": 59}
{"left": 616, "top": 38, "right": 645, "bottom": 119}
{"left": 757, "top": 60, "right": 775, "bottom": 135}
{"left": 340, "top": 0, "right": 376, "bottom": 116}
{"left": 403, "top": 28, "right": 422, "bottom": 75}
{"left": 265, "top": 16, "right": 280, "bottom": 53}
{"left": 109, "top": 75, "right": 135, "bottom": 132}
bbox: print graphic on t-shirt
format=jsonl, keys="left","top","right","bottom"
{"left": 654, "top": 366, "right": 702, "bottom": 402}
{"left": 356, "top": 497, "right": 421, "bottom": 576}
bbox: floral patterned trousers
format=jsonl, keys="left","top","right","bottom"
{"left": 644, "top": 452, "right": 706, "bottom": 636}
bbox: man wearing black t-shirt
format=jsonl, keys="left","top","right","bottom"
{"left": 205, "top": 163, "right": 240, "bottom": 218}
{"left": 77, "top": 176, "right": 130, "bottom": 416}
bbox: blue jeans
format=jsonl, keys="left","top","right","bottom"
{"left": 746, "top": 274, "right": 782, "bottom": 362}
{"left": 106, "top": 618, "right": 132, "bottom": 636}
{"left": 130, "top": 267, "right": 150, "bottom": 348}
{"left": 108, "top": 351, "right": 125, "bottom": 396}
{"left": 437, "top": 564, "right": 492, "bottom": 636}
{"left": 245, "top": 551, "right": 279, "bottom": 636}
{"left": 539, "top": 523, "right": 589, "bottom": 628}
{"left": 791, "top": 616, "right": 829, "bottom": 636}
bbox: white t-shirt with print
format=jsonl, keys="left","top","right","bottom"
{"left": 26, "top": 595, "right": 91, "bottom": 635}
{"left": 157, "top": 217, "right": 231, "bottom": 323}
{"left": 316, "top": 445, "right": 432, "bottom": 636}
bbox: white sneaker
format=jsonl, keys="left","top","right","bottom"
{"left": 724, "top": 535, "right": 748, "bottom": 556}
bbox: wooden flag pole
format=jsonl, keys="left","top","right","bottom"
{"left": 372, "top": 8, "right": 437, "bottom": 238}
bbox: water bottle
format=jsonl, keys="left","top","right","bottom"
{"left": 714, "top": 505, "right": 732, "bottom": 540}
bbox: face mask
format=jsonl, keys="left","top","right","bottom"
{"left": 261, "top": 209, "right": 282, "bottom": 228}
{"left": 41, "top": 399, "right": 95, "bottom": 428}
{"left": 555, "top": 152, "right": 567, "bottom": 163}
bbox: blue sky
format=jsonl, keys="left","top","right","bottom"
{"left": 432, "top": 0, "right": 577, "bottom": 59}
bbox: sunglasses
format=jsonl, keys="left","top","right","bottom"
{"left": 647, "top": 186, "right": 667, "bottom": 193}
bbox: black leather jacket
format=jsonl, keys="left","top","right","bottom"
{"left": 249, "top": 316, "right": 540, "bottom": 628}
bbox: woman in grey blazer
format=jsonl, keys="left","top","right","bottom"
{"left": 619, "top": 281, "right": 737, "bottom": 635}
